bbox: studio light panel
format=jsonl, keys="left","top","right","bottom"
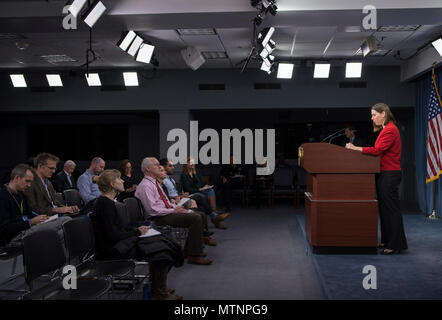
{"left": 345, "top": 62, "right": 362, "bottom": 78}
{"left": 10, "top": 74, "right": 27, "bottom": 87}
{"left": 46, "top": 74, "right": 63, "bottom": 87}
{"left": 83, "top": 1, "right": 106, "bottom": 28}
{"left": 314, "top": 64, "right": 331, "bottom": 78}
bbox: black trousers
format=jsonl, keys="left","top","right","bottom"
{"left": 376, "top": 171, "right": 408, "bottom": 251}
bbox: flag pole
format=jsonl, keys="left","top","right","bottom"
{"left": 427, "top": 182, "right": 437, "bottom": 219}
{"left": 427, "top": 62, "right": 439, "bottom": 220}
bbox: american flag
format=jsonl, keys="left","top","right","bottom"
{"left": 426, "top": 76, "right": 442, "bottom": 183}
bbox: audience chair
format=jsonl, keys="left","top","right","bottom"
{"left": 123, "top": 197, "right": 146, "bottom": 224}
{"left": 0, "top": 245, "right": 27, "bottom": 294}
{"left": 245, "top": 166, "right": 272, "bottom": 208}
{"left": 295, "top": 166, "right": 307, "bottom": 206}
{"left": 21, "top": 229, "right": 111, "bottom": 300}
{"left": 62, "top": 218, "right": 136, "bottom": 292}
{"left": 271, "top": 167, "right": 296, "bottom": 206}
{"left": 54, "top": 193, "right": 65, "bottom": 206}
{"left": 114, "top": 200, "right": 150, "bottom": 280}
{"left": 63, "top": 189, "right": 84, "bottom": 208}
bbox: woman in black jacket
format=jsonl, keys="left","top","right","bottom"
{"left": 90, "top": 169, "right": 183, "bottom": 300}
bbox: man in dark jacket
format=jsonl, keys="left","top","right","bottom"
{"left": 0, "top": 164, "right": 70, "bottom": 248}
{"left": 54, "top": 160, "right": 77, "bottom": 193}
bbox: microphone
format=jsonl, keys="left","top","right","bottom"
{"left": 321, "top": 128, "right": 346, "bottom": 142}
{"left": 329, "top": 132, "right": 347, "bottom": 144}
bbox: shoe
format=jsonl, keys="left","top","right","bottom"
{"left": 204, "top": 236, "right": 217, "bottom": 246}
{"left": 167, "top": 288, "right": 176, "bottom": 294}
{"left": 377, "top": 243, "right": 386, "bottom": 249}
{"left": 203, "top": 230, "right": 214, "bottom": 237}
{"left": 211, "top": 214, "right": 229, "bottom": 229}
{"left": 380, "top": 248, "right": 400, "bottom": 255}
{"left": 187, "top": 256, "right": 213, "bottom": 265}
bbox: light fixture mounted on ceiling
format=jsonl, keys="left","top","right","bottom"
{"left": 117, "top": 30, "right": 157, "bottom": 65}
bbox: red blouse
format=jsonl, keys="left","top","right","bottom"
{"left": 362, "top": 122, "right": 401, "bottom": 171}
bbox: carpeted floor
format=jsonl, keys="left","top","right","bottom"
{"left": 167, "top": 206, "right": 325, "bottom": 300}
{"left": 0, "top": 205, "right": 325, "bottom": 300}
{"left": 296, "top": 212, "right": 442, "bottom": 300}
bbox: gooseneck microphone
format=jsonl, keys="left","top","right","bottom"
{"left": 321, "top": 128, "right": 346, "bottom": 143}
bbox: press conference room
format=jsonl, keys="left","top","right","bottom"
{"left": 0, "top": 0, "right": 442, "bottom": 303}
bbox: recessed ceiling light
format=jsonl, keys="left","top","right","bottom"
{"left": 432, "top": 38, "right": 442, "bottom": 57}
{"left": 314, "top": 63, "right": 331, "bottom": 78}
{"left": 345, "top": 62, "right": 362, "bottom": 78}
{"left": 176, "top": 29, "right": 216, "bottom": 36}
{"left": 377, "top": 25, "right": 420, "bottom": 32}
{"left": 46, "top": 74, "right": 63, "bottom": 87}
{"left": 123, "top": 72, "right": 138, "bottom": 86}
{"left": 10, "top": 74, "right": 27, "bottom": 88}
{"left": 85, "top": 73, "right": 101, "bottom": 86}
{"left": 277, "top": 63, "right": 294, "bottom": 79}
{"left": 201, "top": 51, "right": 228, "bottom": 59}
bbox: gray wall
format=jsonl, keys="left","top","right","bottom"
{"left": 0, "top": 66, "right": 414, "bottom": 112}
{"left": 0, "top": 66, "right": 419, "bottom": 207}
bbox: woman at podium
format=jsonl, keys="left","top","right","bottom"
{"left": 345, "top": 103, "right": 408, "bottom": 255}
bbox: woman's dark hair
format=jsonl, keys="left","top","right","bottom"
{"left": 118, "top": 159, "right": 131, "bottom": 176}
{"left": 371, "top": 103, "right": 396, "bottom": 132}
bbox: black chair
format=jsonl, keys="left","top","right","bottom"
{"left": 21, "top": 230, "right": 111, "bottom": 300}
{"left": 271, "top": 167, "right": 296, "bottom": 206}
{"left": 295, "top": 166, "right": 307, "bottom": 206}
{"left": 245, "top": 166, "right": 272, "bottom": 208}
{"left": 64, "top": 189, "right": 84, "bottom": 208}
{"left": 54, "top": 193, "right": 65, "bottom": 206}
{"left": 0, "top": 245, "right": 27, "bottom": 294}
{"left": 123, "top": 197, "right": 146, "bottom": 224}
{"left": 62, "top": 218, "right": 136, "bottom": 291}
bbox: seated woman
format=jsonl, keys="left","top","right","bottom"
{"left": 181, "top": 157, "right": 229, "bottom": 229}
{"left": 89, "top": 169, "right": 183, "bottom": 300}
{"left": 117, "top": 159, "right": 138, "bottom": 201}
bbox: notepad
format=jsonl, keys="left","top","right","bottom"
{"left": 42, "top": 214, "right": 59, "bottom": 224}
{"left": 177, "top": 197, "right": 190, "bottom": 206}
{"left": 139, "top": 228, "right": 161, "bottom": 238}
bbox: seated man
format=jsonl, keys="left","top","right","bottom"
{"left": 0, "top": 164, "right": 71, "bottom": 249}
{"left": 219, "top": 155, "right": 246, "bottom": 212}
{"left": 159, "top": 158, "right": 229, "bottom": 230}
{"left": 77, "top": 157, "right": 105, "bottom": 207}
{"left": 24, "top": 153, "right": 79, "bottom": 216}
{"left": 54, "top": 160, "right": 77, "bottom": 193}
{"left": 135, "top": 157, "right": 213, "bottom": 265}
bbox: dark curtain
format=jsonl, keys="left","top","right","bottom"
{"left": 415, "top": 66, "right": 442, "bottom": 217}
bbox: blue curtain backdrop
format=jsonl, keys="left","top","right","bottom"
{"left": 415, "top": 66, "right": 442, "bottom": 217}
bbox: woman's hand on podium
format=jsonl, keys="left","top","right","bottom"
{"left": 346, "top": 143, "right": 362, "bottom": 152}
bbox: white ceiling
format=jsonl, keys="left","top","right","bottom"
{"left": 0, "top": 0, "right": 440, "bottom": 70}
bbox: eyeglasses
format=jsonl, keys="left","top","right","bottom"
{"left": 44, "top": 165, "right": 57, "bottom": 171}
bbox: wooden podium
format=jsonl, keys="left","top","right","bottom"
{"left": 298, "top": 143, "right": 380, "bottom": 250}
